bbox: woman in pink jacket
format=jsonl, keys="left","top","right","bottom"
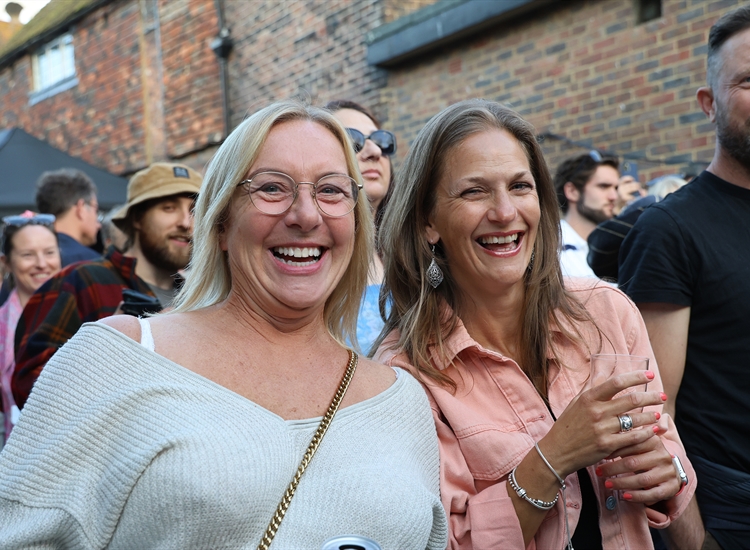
{"left": 374, "top": 99, "right": 702, "bottom": 549}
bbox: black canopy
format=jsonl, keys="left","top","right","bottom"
{"left": 0, "top": 128, "right": 127, "bottom": 216}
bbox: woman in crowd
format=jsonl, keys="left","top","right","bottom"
{"left": 374, "top": 99, "right": 698, "bottom": 549}
{"left": 0, "top": 101, "right": 447, "bottom": 549}
{"left": 326, "top": 100, "right": 396, "bottom": 354}
{"left": 0, "top": 212, "right": 61, "bottom": 447}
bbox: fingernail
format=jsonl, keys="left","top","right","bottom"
{"left": 623, "top": 492, "right": 633, "bottom": 501}
{"left": 654, "top": 412, "right": 661, "bottom": 420}
{"left": 660, "top": 392, "right": 668, "bottom": 401}
{"left": 645, "top": 371, "right": 655, "bottom": 380}
{"left": 605, "top": 480, "right": 614, "bottom": 489}
{"left": 595, "top": 467, "right": 603, "bottom": 476}
{"left": 653, "top": 425, "right": 660, "bottom": 433}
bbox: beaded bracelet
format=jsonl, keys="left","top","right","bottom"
{"left": 508, "top": 467, "right": 559, "bottom": 510}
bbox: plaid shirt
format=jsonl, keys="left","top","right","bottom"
{"left": 12, "top": 248, "right": 164, "bottom": 409}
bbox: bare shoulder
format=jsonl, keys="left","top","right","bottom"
{"left": 355, "top": 355, "right": 398, "bottom": 394}
{"left": 97, "top": 314, "right": 142, "bottom": 341}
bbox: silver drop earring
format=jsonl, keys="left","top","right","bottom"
{"left": 427, "top": 244, "right": 444, "bottom": 289}
{"left": 528, "top": 248, "right": 535, "bottom": 272}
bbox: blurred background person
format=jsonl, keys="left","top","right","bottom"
{"left": 12, "top": 163, "right": 201, "bottom": 410}
{"left": 553, "top": 152, "right": 625, "bottom": 279}
{"left": 374, "top": 99, "right": 699, "bottom": 549}
{"left": 100, "top": 204, "right": 129, "bottom": 252}
{"left": 0, "top": 101, "right": 447, "bottom": 549}
{"left": 587, "top": 175, "right": 689, "bottom": 282}
{"left": 326, "top": 100, "right": 396, "bottom": 354}
{"left": 35, "top": 168, "right": 101, "bottom": 266}
{"left": 0, "top": 212, "right": 60, "bottom": 447}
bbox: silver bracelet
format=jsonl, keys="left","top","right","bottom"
{"left": 508, "top": 467, "right": 559, "bottom": 510}
{"left": 535, "top": 442, "right": 566, "bottom": 488}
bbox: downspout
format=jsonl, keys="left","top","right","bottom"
{"left": 211, "top": 0, "right": 233, "bottom": 138}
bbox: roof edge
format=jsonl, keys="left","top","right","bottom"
{"left": 367, "top": 0, "right": 556, "bottom": 67}
{"left": 0, "top": 0, "right": 116, "bottom": 70}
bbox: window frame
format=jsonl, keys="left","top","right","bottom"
{"left": 29, "top": 32, "right": 78, "bottom": 105}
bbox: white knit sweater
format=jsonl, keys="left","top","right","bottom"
{"left": 0, "top": 323, "right": 447, "bottom": 549}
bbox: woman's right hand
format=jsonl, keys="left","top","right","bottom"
{"left": 539, "top": 370, "right": 665, "bottom": 478}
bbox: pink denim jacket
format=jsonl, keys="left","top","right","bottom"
{"left": 376, "top": 280, "right": 696, "bottom": 550}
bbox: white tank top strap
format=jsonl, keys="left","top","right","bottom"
{"left": 138, "top": 317, "right": 155, "bottom": 352}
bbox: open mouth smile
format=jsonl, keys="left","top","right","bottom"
{"left": 272, "top": 246, "right": 325, "bottom": 267}
{"left": 477, "top": 233, "right": 523, "bottom": 253}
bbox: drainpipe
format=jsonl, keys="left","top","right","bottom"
{"left": 211, "top": 0, "right": 233, "bottom": 138}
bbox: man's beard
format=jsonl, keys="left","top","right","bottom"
{"left": 716, "top": 106, "right": 750, "bottom": 172}
{"left": 138, "top": 228, "right": 191, "bottom": 273}
{"left": 576, "top": 199, "right": 611, "bottom": 225}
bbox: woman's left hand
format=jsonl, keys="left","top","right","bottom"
{"left": 595, "top": 431, "right": 682, "bottom": 506}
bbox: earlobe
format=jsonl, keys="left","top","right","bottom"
{"left": 696, "top": 87, "right": 716, "bottom": 122}
{"left": 425, "top": 222, "right": 440, "bottom": 246}
{"left": 563, "top": 182, "right": 580, "bottom": 203}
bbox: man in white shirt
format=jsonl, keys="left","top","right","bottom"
{"left": 553, "top": 151, "right": 623, "bottom": 278}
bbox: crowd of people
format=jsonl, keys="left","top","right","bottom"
{"left": 0, "top": 5, "right": 747, "bottom": 549}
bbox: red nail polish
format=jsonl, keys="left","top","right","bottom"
{"left": 660, "top": 392, "right": 668, "bottom": 401}
{"left": 623, "top": 492, "right": 633, "bottom": 501}
{"left": 595, "top": 467, "right": 603, "bottom": 476}
{"left": 605, "top": 480, "right": 614, "bottom": 489}
{"left": 645, "top": 371, "right": 655, "bottom": 380}
{"left": 655, "top": 412, "right": 661, "bottom": 420}
{"left": 653, "top": 425, "right": 660, "bottom": 433}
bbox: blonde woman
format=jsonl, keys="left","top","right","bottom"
{"left": 0, "top": 102, "right": 446, "bottom": 549}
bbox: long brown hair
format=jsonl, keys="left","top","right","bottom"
{"left": 375, "top": 99, "right": 592, "bottom": 399}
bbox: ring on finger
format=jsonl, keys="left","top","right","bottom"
{"left": 618, "top": 414, "right": 634, "bottom": 433}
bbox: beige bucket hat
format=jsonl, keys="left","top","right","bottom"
{"left": 111, "top": 163, "right": 203, "bottom": 229}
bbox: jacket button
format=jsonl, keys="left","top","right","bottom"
{"left": 606, "top": 495, "right": 617, "bottom": 510}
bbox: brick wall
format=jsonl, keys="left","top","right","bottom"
{"left": 381, "top": 0, "right": 741, "bottom": 182}
{"left": 225, "top": 0, "right": 394, "bottom": 127}
{"left": 0, "top": 0, "right": 222, "bottom": 176}
{"left": 0, "top": 1, "right": 146, "bottom": 174}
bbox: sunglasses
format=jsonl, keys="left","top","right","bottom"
{"left": 570, "top": 150, "right": 616, "bottom": 180}
{"left": 2, "top": 213, "right": 56, "bottom": 228}
{"left": 345, "top": 128, "right": 397, "bottom": 156}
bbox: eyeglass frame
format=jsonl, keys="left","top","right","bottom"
{"left": 345, "top": 128, "right": 397, "bottom": 156}
{"left": 237, "top": 171, "right": 363, "bottom": 218}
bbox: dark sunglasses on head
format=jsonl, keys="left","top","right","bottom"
{"left": 2, "top": 213, "right": 56, "bottom": 229}
{"left": 345, "top": 128, "right": 397, "bottom": 156}
{"left": 570, "top": 149, "right": 616, "bottom": 180}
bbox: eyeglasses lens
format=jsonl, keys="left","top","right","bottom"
{"left": 245, "top": 172, "right": 359, "bottom": 217}
{"left": 345, "top": 128, "right": 396, "bottom": 156}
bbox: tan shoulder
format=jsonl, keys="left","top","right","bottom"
{"left": 97, "top": 314, "right": 142, "bottom": 341}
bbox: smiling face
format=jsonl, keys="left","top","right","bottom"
{"left": 221, "top": 119, "right": 356, "bottom": 315}
{"left": 134, "top": 195, "right": 195, "bottom": 273}
{"left": 3, "top": 224, "right": 61, "bottom": 301}
{"left": 332, "top": 108, "right": 391, "bottom": 211}
{"left": 425, "top": 129, "right": 540, "bottom": 305}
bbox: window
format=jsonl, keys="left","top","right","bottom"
{"left": 635, "top": 0, "right": 661, "bottom": 24}
{"left": 29, "top": 33, "right": 77, "bottom": 103}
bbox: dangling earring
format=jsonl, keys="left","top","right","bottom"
{"left": 527, "top": 248, "right": 536, "bottom": 272}
{"left": 427, "top": 244, "right": 444, "bottom": 289}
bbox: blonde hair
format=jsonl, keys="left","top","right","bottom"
{"left": 648, "top": 175, "right": 687, "bottom": 201}
{"left": 170, "top": 100, "right": 373, "bottom": 347}
{"left": 375, "top": 99, "right": 592, "bottom": 397}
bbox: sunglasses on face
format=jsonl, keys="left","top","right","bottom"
{"left": 345, "top": 128, "right": 397, "bottom": 156}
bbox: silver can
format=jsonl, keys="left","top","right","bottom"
{"left": 320, "top": 534, "right": 383, "bottom": 550}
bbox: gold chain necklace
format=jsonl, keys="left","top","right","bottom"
{"left": 257, "top": 349, "right": 358, "bottom": 550}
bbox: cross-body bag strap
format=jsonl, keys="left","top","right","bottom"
{"left": 257, "top": 349, "right": 359, "bottom": 550}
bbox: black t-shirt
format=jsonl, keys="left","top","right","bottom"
{"left": 619, "top": 171, "right": 750, "bottom": 472}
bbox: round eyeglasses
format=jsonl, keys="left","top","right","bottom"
{"left": 238, "top": 171, "right": 362, "bottom": 217}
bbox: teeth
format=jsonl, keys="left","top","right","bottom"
{"left": 479, "top": 234, "right": 518, "bottom": 245}
{"left": 277, "top": 257, "right": 318, "bottom": 267}
{"left": 274, "top": 246, "right": 322, "bottom": 258}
